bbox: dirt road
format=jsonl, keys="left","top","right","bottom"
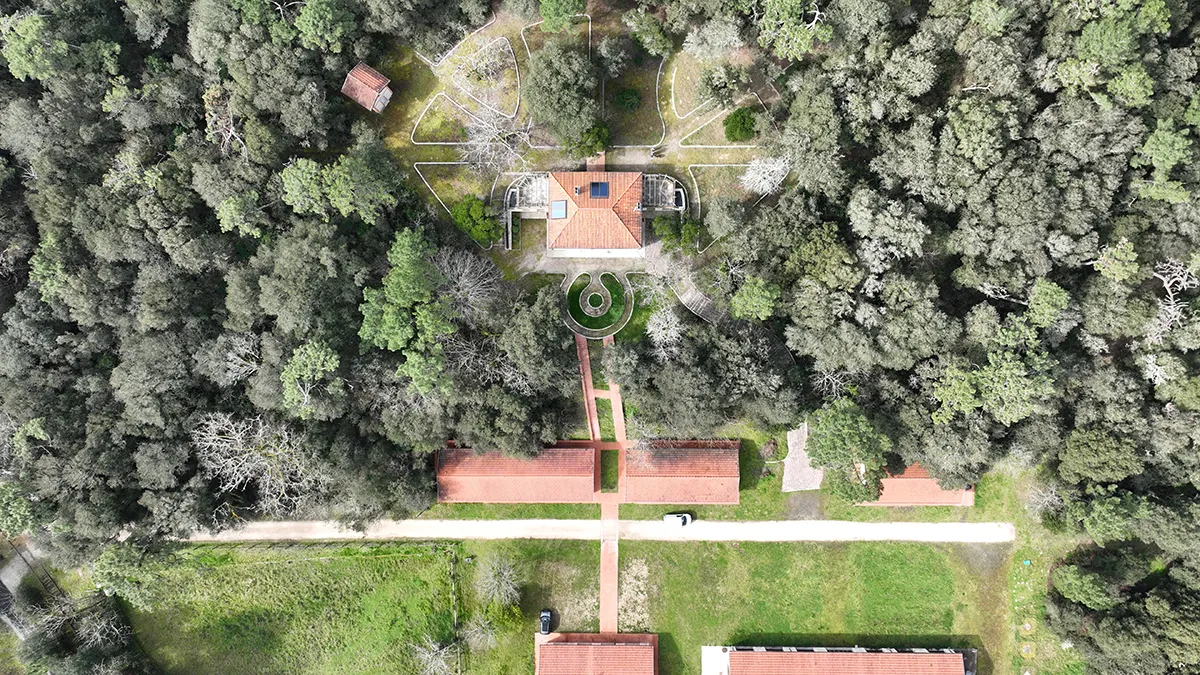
{"left": 188, "top": 519, "right": 1015, "bottom": 544}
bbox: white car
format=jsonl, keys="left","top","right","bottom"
{"left": 663, "top": 513, "right": 693, "bottom": 526}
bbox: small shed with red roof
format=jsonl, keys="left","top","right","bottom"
{"left": 624, "top": 441, "right": 740, "bottom": 505}
{"left": 701, "top": 646, "right": 974, "bottom": 675}
{"left": 436, "top": 447, "right": 595, "bottom": 503}
{"left": 536, "top": 633, "right": 657, "bottom": 675}
{"left": 864, "top": 464, "right": 975, "bottom": 507}
{"left": 341, "top": 63, "right": 393, "bottom": 113}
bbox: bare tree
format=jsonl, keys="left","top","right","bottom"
{"left": 191, "top": 413, "right": 329, "bottom": 516}
{"left": 28, "top": 594, "right": 76, "bottom": 634}
{"left": 461, "top": 614, "right": 498, "bottom": 652}
{"left": 811, "top": 368, "right": 855, "bottom": 398}
{"left": 435, "top": 249, "right": 503, "bottom": 325}
{"left": 646, "top": 307, "right": 684, "bottom": 362}
{"left": 442, "top": 334, "right": 534, "bottom": 395}
{"left": 1144, "top": 259, "right": 1199, "bottom": 345}
{"left": 1026, "top": 482, "right": 1065, "bottom": 517}
{"left": 202, "top": 85, "right": 246, "bottom": 157}
{"left": 77, "top": 599, "right": 133, "bottom": 649}
{"left": 458, "top": 107, "right": 530, "bottom": 175}
{"left": 413, "top": 637, "right": 456, "bottom": 675}
{"left": 740, "top": 157, "right": 791, "bottom": 195}
{"left": 474, "top": 554, "right": 520, "bottom": 606}
{"left": 223, "top": 333, "right": 261, "bottom": 383}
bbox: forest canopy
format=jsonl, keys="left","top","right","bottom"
{"left": 0, "top": 0, "right": 1199, "bottom": 671}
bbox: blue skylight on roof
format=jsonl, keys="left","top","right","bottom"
{"left": 550, "top": 200, "right": 567, "bottom": 219}
{"left": 590, "top": 182, "right": 609, "bottom": 198}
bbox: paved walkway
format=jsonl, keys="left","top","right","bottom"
{"left": 575, "top": 335, "right": 602, "bottom": 442}
{"left": 187, "top": 519, "right": 1016, "bottom": 544}
{"left": 599, "top": 503, "right": 619, "bottom": 633}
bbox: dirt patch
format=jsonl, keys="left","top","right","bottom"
{"left": 538, "top": 561, "right": 598, "bottom": 631}
{"left": 618, "top": 558, "right": 651, "bottom": 632}
{"left": 958, "top": 542, "right": 1013, "bottom": 576}
{"left": 785, "top": 491, "right": 825, "bottom": 520}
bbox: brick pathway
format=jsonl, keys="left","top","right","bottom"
{"left": 575, "top": 335, "right": 602, "bottom": 442}
{"left": 599, "top": 502, "right": 619, "bottom": 633}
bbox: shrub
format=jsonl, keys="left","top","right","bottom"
{"left": 615, "top": 88, "right": 641, "bottom": 112}
{"left": 451, "top": 196, "right": 502, "bottom": 244}
{"left": 567, "top": 123, "right": 611, "bottom": 157}
{"left": 723, "top": 106, "right": 757, "bottom": 141}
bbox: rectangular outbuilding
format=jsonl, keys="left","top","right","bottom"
{"left": 624, "top": 440, "right": 741, "bottom": 505}
{"left": 436, "top": 447, "right": 595, "bottom": 503}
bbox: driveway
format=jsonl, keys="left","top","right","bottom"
{"left": 188, "top": 519, "right": 1015, "bottom": 544}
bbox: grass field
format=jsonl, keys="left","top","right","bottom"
{"left": 129, "top": 540, "right": 601, "bottom": 675}
{"left": 622, "top": 540, "right": 1009, "bottom": 675}
{"left": 604, "top": 56, "right": 664, "bottom": 146}
{"left": 601, "top": 450, "right": 620, "bottom": 492}
{"left": 128, "top": 544, "right": 458, "bottom": 675}
{"left": 589, "top": 339, "right": 608, "bottom": 388}
{"left": 596, "top": 398, "right": 616, "bottom": 441}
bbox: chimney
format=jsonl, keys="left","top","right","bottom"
{"left": 586, "top": 151, "right": 606, "bottom": 172}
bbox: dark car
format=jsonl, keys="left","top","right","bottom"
{"left": 539, "top": 609, "right": 552, "bottom": 635}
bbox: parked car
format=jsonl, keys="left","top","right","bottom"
{"left": 663, "top": 513, "right": 693, "bottom": 526}
{"left": 539, "top": 609, "right": 552, "bottom": 634}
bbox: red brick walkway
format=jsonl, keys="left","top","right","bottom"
{"left": 599, "top": 501, "right": 619, "bottom": 633}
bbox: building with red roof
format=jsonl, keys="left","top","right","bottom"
{"left": 863, "top": 464, "right": 975, "bottom": 507}
{"left": 341, "top": 63, "right": 392, "bottom": 113}
{"left": 546, "top": 171, "right": 645, "bottom": 254}
{"left": 436, "top": 447, "right": 595, "bottom": 503}
{"left": 624, "top": 441, "right": 740, "bottom": 504}
{"left": 700, "top": 646, "right": 975, "bottom": 675}
{"left": 536, "top": 633, "right": 657, "bottom": 675}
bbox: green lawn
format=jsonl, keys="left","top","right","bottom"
{"left": 589, "top": 339, "right": 608, "bottom": 388}
{"left": 129, "top": 540, "right": 602, "bottom": 675}
{"left": 601, "top": 450, "right": 620, "bottom": 492}
{"left": 622, "top": 540, "right": 1008, "bottom": 675}
{"left": 128, "top": 544, "right": 458, "bottom": 675}
{"left": 567, "top": 273, "right": 627, "bottom": 329}
{"left": 605, "top": 55, "right": 664, "bottom": 146}
{"left": 619, "top": 274, "right": 658, "bottom": 343}
{"left": 596, "top": 398, "right": 617, "bottom": 442}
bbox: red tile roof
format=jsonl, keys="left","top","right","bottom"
{"left": 341, "top": 63, "right": 390, "bottom": 111}
{"left": 538, "top": 642, "right": 656, "bottom": 675}
{"left": 727, "top": 650, "right": 966, "bottom": 675}
{"left": 867, "top": 463, "right": 975, "bottom": 507}
{"left": 436, "top": 448, "right": 595, "bottom": 503}
{"left": 547, "top": 172, "right": 643, "bottom": 249}
{"left": 624, "top": 441, "right": 740, "bottom": 504}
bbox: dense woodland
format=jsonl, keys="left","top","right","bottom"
{"left": 0, "top": 0, "right": 1199, "bottom": 671}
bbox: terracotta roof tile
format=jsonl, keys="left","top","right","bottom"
{"left": 341, "top": 63, "right": 390, "bottom": 111}
{"left": 436, "top": 448, "right": 595, "bottom": 503}
{"left": 538, "top": 642, "right": 656, "bottom": 675}
{"left": 624, "top": 443, "right": 740, "bottom": 504}
{"left": 547, "top": 172, "right": 643, "bottom": 249}
{"left": 867, "top": 463, "right": 975, "bottom": 507}
{"left": 728, "top": 651, "right": 966, "bottom": 675}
